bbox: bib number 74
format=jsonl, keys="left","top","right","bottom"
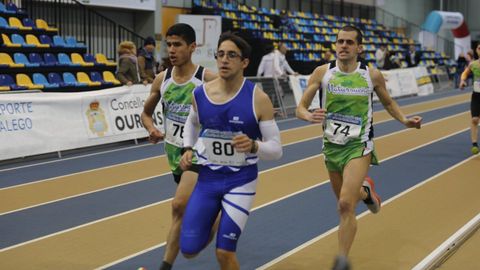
{"left": 324, "top": 113, "right": 362, "bottom": 145}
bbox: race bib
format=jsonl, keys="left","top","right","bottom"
{"left": 324, "top": 113, "right": 362, "bottom": 145}
{"left": 198, "top": 130, "right": 246, "bottom": 166}
{"left": 165, "top": 118, "right": 185, "bottom": 147}
{"left": 474, "top": 80, "right": 480, "bottom": 93}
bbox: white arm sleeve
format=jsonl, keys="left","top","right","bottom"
{"left": 183, "top": 107, "right": 200, "bottom": 147}
{"left": 256, "top": 119, "right": 282, "bottom": 160}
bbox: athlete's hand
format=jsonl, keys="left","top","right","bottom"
{"left": 232, "top": 134, "right": 253, "bottom": 153}
{"left": 148, "top": 129, "right": 164, "bottom": 144}
{"left": 180, "top": 150, "right": 193, "bottom": 171}
{"left": 404, "top": 116, "right": 422, "bottom": 129}
{"left": 459, "top": 80, "right": 467, "bottom": 90}
{"left": 308, "top": 108, "right": 327, "bottom": 124}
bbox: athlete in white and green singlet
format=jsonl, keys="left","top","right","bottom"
{"left": 459, "top": 43, "right": 480, "bottom": 155}
{"left": 141, "top": 23, "right": 217, "bottom": 270}
{"left": 296, "top": 25, "right": 422, "bottom": 270}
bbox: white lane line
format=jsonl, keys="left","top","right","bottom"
{"left": 0, "top": 197, "right": 173, "bottom": 253}
{"left": 0, "top": 92, "right": 468, "bottom": 173}
{"left": 1, "top": 101, "right": 469, "bottom": 192}
{"left": 255, "top": 152, "right": 477, "bottom": 270}
{"left": 93, "top": 128, "right": 470, "bottom": 270}
{"left": 0, "top": 113, "right": 468, "bottom": 216}
{"left": 412, "top": 213, "right": 480, "bottom": 270}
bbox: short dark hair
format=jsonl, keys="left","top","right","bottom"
{"left": 166, "top": 23, "right": 196, "bottom": 44}
{"left": 217, "top": 32, "right": 252, "bottom": 59}
{"left": 144, "top": 36, "right": 156, "bottom": 47}
{"left": 336, "top": 25, "right": 363, "bottom": 45}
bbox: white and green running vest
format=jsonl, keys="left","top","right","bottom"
{"left": 470, "top": 61, "right": 480, "bottom": 93}
{"left": 320, "top": 61, "right": 374, "bottom": 145}
{"left": 160, "top": 65, "right": 204, "bottom": 174}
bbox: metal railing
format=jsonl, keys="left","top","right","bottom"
{"left": 18, "top": 0, "right": 145, "bottom": 60}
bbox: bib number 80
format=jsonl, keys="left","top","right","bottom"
{"left": 212, "top": 141, "right": 235, "bottom": 156}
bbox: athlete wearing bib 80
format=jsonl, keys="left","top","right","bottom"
{"left": 141, "top": 23, "right": 217, "bottom": 270}
{"left": 296, "top": 25, "right": 422, "bottom": 270}
{"left": 459, "top": 43, "right": 480, "bottom": 155}
{"left": 179, "top": 32, "right": 282, "bottom": 270}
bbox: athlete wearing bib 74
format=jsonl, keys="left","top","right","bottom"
{"left": 296, "top": 25, "right": 422, "bottom": 269}
{"left": 179, "top": 32, "right": 282, "bottom": 270}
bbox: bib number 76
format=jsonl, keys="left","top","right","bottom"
{"left": 172, "top": 123, "right": 184, "bottom": 139}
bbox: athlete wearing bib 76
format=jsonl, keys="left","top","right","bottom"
{"left": 141, "top": 23, "right": 217, "bottom": 270}
{"left": 296, "top": 25, "right": 422, "bottom": 269}
{"left": 179, "top": 32, "right": 282, "bottom": 270}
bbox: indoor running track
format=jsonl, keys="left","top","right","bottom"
{"left": 0, "top": 89, "right": 479, "bottom": 270}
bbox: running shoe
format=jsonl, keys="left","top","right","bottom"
{"left": 331, "top": 255, "right": 351, "bottom": 270}
{"left": 471, "top": 146, "right": 479, "bottom": 155}
{"left": 362, "top": 176, "right": 381, "bottom": 214}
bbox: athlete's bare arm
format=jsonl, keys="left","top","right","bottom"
{"left": 233, "top": 86, "right": 282, "bottom": 160}
{"left": 371, "top": 68, "right": 422, "bottom": 129}
{"left": 141, "top": 71, "right": 165, "bottom": 143}
{"left": 203, "top": 68, "right": 218, "bottom": 82}
{"left": 296, "top": 64, "right": 329, "bottom": 123}
{"left": 459, "top": 63, "right": 472, "bottom": 89}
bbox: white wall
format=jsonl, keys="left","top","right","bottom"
{"left": 376, "top": 0, "right": 435, "bottom": 27}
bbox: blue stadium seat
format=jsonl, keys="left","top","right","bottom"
{"left": 14, "top": 53, "right": 40, "bottom": 67}
{"left": 29, "top": 53, "right": 51, "bottom": 67}
{"left": 22, "top": 18, "right": 37, "bottom": 29}
{"left": 43, "top": 53, "right": 59, "bottom": 66}
{"left": 33, "top": 73, "right": 59, "bottom": 89}
{"left": 0, "top": 16, "right": 15, "bottom": 29}
{"left": 48, "top": 72, "right": 70, "bottom": 87}
{"left": 63, "top": 72, "right": 87, "bottom": 86}
{"left": 65, "top": 36, "right": 86, "bottom": 48}
{"left": 53, "top": 35, "right": 68, "bottom": 47}
{"left": 0, "top": 3, "right": 15, "bottom": 14}
{"left": 11, "top": 34, "right": 34, "bottom": 47}
{"left": 6, "top": 2, "right": 27, "bottom": 15}
{"left": 58, "top": 53, "right": 80, "bottom": 66}
{"left": 90, "top": 71, "right": 113, "bottom": 86}
{"left": 0, "top": 74, "right": 28, "bottom": 90}
{"left": 83, "top": 53, "right": 103, "bottom": 66}
{"left": 39, "top": 35, "right": 54, "bottom": 46}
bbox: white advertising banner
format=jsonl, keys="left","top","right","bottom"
{"left": 78, "top": 0, "right": 156, "bottom": 11}
{"left": 178, "top": 14, "right": 221, "bottom": 72}
{"left": 381, "top": 68, "right": 419, "bottom": 98}
{"left": 413, "top": 66, "right": 435, "bottom": 96}
{"left": 0, "top": 85, "right": 163, "bottom": 160}
{"left": 289, "top": 75, "right": 320, "bottom": 110}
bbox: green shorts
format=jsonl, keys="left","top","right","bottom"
{"left": 323, "top": 140, "right": 379, "bottom": 173}
{"left": 165, "top": 142, "right": 198, "bottom": 178}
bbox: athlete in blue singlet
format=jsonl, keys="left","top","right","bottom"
{"left": 179, "top": 32, "right": 283, "bottom": 270}
{"left": 141, "top": 23, "right": 217, "bottom": 270}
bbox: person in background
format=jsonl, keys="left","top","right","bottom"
{"left": 455, "top": 52, "right": 468, "bottom": 87}
{"left": 257, "top": 42, "right": 298, "bottom": 77}
{"left": 405, "top": 44, "right": 421, "bottom": 67}
{"left": 375, "top": 44, "right": 387, "bottom": 69}
{"left": 384, "top": 50, "right": 400, "bottom": 70}
{"left": 320, "top": 50, "right": 334, "bottom": 65}
{"left": 138, "top": 36, "right": 158, "bottom": 84}
{"left": 116, "top": 41, "right": 143, "bottom": 86}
